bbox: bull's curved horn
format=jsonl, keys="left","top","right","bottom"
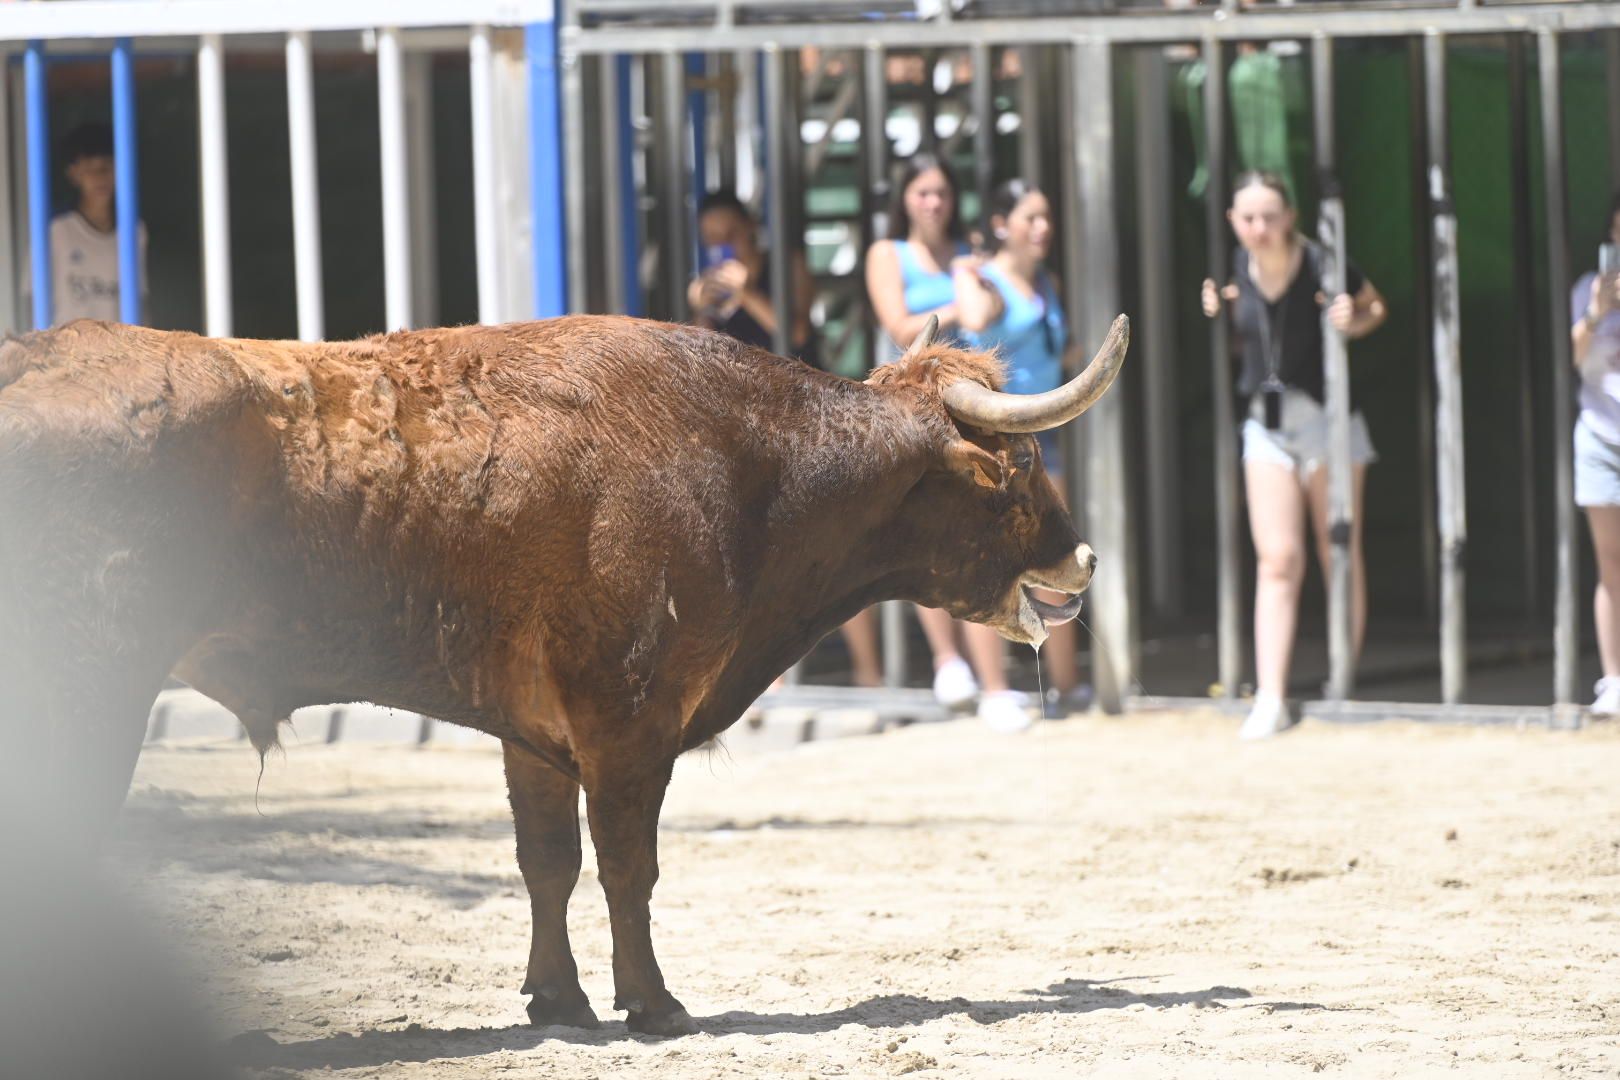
{"left": 941, "top": 314, "right": 1129, "bottom": 433}
{"left": 901, "top": 314, "right": 941, "bottom": 360}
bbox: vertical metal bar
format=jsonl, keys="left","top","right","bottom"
{"left": 1507, "top": 34, "right": 1539, "bottom": 618}
{"left": 528, "top": 19, "right": 568, "bottom": 318}
{"left": 1017, "top": 46, "right": 1042, "bottom": 191}
{"left": 1313, "top": 34, "right": 1356, "bottom": 702}
{"left": 24, "top": 42, "right": 50, "bottom": 330}
{"left": 1425, "top": 30, "right": 1467, "bottom": 705}
{"left": 1540, "top": 28, "right": 1578, "bottom": 716}
{"left": 5, "top": 63, "right": 26, "bottom": 334}
{"left": 687, "top": 53, "right": 709, "bottom": 198}
{"left": 863, "top": 42, "right": 890, "bottom": 242}
{"left": 1406, "top": 36, "right": 1439, "bottom": 622}
{"left": 405, "top": 51, "right": 439, "bottom": 329}
{"left": 470, "top": 25, "right": 502, "bottom": 324}
{"left": 600, "top": 52, "right": 627, "bottom": 315}
{"left": 1607, "top": 30, "right": 1620, "bottom": 187}
{"left": 658, "top": 51, "right": 690, "bottom": 322}
{"left": 970, "top": 41, "right": 994, "bottom": 225}
{"left": 111, "top": 38, "right": 141, "bottom": 326}
{"left": 286, "top": 30, "right": 324, "bottom": 341}
{"left": 619, "top": 56, "right": 643, "bottom": 316}
{"left": 559, "top": 12, "right": 588, "bottom": 314}
{"left": 1071, "top": 37, "right": 1134, "bottom": 714}
{"left": 1134, "top": 45, "right": 1181, "bottom": 622}
{"left": 0, "top": 59, "right": 17, "bottom": 335}
{"left": 717, "top": 52, "right": 738, "bottom": 192}
{"left": 763, "top": 45, "right": 792, "bottom": 359}
{"left": 199, "top": 34, "right": 233, "bottom": 338}
{"left": 377, "top": 27, "right": 413, "bottom": 330}
{"left": 1203, "top": 34, "right": 1242, "bottom": 700}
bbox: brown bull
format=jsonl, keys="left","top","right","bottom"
{"left": 0, "top": 312, "right": 1126, "bottom": 1036}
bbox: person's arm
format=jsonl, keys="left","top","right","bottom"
{"left": 952, "top": 256, "right": 1004, "bottom": 334}
{"left": 1326, "top": 279, "right": 1387, "bottom": 340}
{"left": 865, "top": 240, "right": 959, "bottom": 348}
{"left": 1575, "top": 275, "right": 1618, "bottom": 367}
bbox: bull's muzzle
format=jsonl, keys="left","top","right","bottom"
{"left": 1009, "top": 544, "right": 1096, "bottom": 646}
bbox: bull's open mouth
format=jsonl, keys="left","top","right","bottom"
{"left": 1021, "top": 584, "right": 1083, "bottom": 626}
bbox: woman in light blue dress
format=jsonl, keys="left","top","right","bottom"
{"left": 957, "top": 179, "right": 1085, "bottom": 727}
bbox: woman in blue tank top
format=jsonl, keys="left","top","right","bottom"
{"left": 958, "top": 179, "right": 1086, "bottom": 718}
{"left": 866, "top": 158, "right": 1056, "bottom": 732}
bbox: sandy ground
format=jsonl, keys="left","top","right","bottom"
{"left": 107, "top": 712, "right": 1620, "bottom": 1079}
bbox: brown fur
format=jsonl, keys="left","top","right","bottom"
{"left": 0, "top": 315, "right": 1088, "bottom": 1034}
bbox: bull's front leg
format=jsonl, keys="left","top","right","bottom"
{"left": 582, "top": 755, "right": 694, "bottom": 1036}
{"left": 502, "top": 742, "right": 598, "bottom": 1028}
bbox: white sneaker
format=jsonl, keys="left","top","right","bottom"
{"left": 1238, "top": 692, "right": 1295, "bottom": 740}
{"left": 932, "top": 656, "right": 979, "bottom": 707}
{"left": 1592, "top": 677, "right": 1620, "bottom": 715}
{"left": 978, "top": 690, "right": 1034, "bottom": 734}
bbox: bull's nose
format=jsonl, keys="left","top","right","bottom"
{"left": 1087, "top": 553, "right": 1098, "bottom": 573}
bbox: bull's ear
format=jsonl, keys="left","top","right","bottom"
{"left": 942, "top": 438, "right": 1010, "bottom": 490}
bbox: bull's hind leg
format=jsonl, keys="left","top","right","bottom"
{"left": 503, "top": 741, "right": 598, "bottom": 1028}
{"left": 582, "top": 755, "right": 694, "bottom": 1037}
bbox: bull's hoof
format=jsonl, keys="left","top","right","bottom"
{"left": 525, "top": 991, "right": 600, "bottom": 1029}
{"left": 625, "top": 1005, "right": 697, "bottom": 1038}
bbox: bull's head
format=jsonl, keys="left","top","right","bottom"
{"left": 868, "top": 314, "right": 1128, "bottom": 647}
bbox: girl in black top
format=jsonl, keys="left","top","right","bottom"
{"left": 686, "top": 189, "right": 820, "bottom": 368}
{"left": 1202, "top": 172, "right": 1387, "bottom": 738}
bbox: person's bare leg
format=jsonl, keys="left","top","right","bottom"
{"left": 1246, "top": 460, "right": 1308, "bottom": 699}
{"left": 838, "top": 608, "right": 883, "bottom": 687}
{"left": 915, "top": 606, "right": 962, "bottom": 667}
{"left": 1586, "top": 506, "right": 1620, "bottom": 678}
{"left": 962, "top": 621, "right": 1009, "bottom": 694}
{"left": 1307, "top": 463, "right": 1369, "bottom": 665}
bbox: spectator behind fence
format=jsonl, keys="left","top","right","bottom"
{"left": 957, "top": 178, "right": 1091, "bottom": 728}
{"left": 1570, "top": 191, "right": 1620, "bottom": 716}
{"left": 687, "top": 188, "right": 818, "bottom": 368}
{"left": 29, "top": 122, "right": 149, "bottom": 327}
{"left": 1202, "top": 171, "right": 1386, "bottom": 740}
{"left": 866, "top": 154, "right": 1038, "bottom": 724}
{"left": 688, "top": 189, "right": 880, "bottom": 689}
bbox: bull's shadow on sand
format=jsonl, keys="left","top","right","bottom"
{"left": 230, "top": 979, "right": 1267, "bottom": 1070}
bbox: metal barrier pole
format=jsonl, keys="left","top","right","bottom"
{"left": 1072, "top": 36, "right": 1134, "bottom": 713}
{"left": 405, "top": 52, "right": 439, "bottom": 329}
{"left": 600, "top": 52, "right": 627, "bottom": 315}
{"left": 1017, "top": 46, "right": 1042, "bottom": 196}
{"left": 1508, "top": 35, "right": 1539, "bottom": 619}
{"left": 0, "top": 61, "right": 15, "bottom": 333}
{"left": 1313, "top": 33, "right": 1355, "bottom": 701}
{"left": 1202, "top": 34, "right": 1242, "bottom": 700}
{"left": 657, "top": 51, "right": 690, "bottom": 321}
{"left": 717, "top": 52, "right": 738, "bottom": 192}
{"left": 970, "top": 41, "right": 993, "bottom": 223}
{"left": 762, "top": 45, "right": 792, "bottom": 359}
{"left": 286, "top": 30, "right": 325, "bottom": 340}
{"left": 377, "top": 26, "right": 413, "bottom": 329}
{"left": 687, "top": 53, "right": 709, "bottom": 198}
{"left": 1406, "top": 37, "right": 1439, "bottom": 622}
{"left": 1134, "top": 44, "right": 1181, "bottom": 622}
{"left": 111, "top": 37, "right": 141, "bottom": 325}
{"left": 1539, "top": 28, "right": 1578, "bottom": 717}
{"left": 528, "top": 17, "right": 568, "bottom": 317}
{"left": 198, "top": 33, "right": 232, "bottom": 338}
{"left": 471, "top": 25, "right": 502, "bottom": 324}
{"left": 1424, "top": 30, "right": 1467, "bottom": 705}
{"left": 561, "top": 11, "right": 589, "bottom": 313}
{"left": 24, "top": 41, "right": 50, "bottom": 331}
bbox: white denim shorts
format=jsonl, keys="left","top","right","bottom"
{"left": 1241, "top": 388, "right": 1377, "bottom": 478}
{"left": 1575, "top": 415, "right": 1620, "bottom": 508}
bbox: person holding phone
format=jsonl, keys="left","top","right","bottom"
{"left": 686, "top": 189, "right": 818, "bottom": 367}
{"left": 1201, "top": 171, "right": 1387, "bottom": 739}
{"left": 1571, "top": 192, "right": 1620, "bottom": 715}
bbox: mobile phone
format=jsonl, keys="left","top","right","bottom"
{"left": 1601, "top": 242, "right": 1620, "bottom": 279}
{"left": 701, "top": 243, "right": 736, "bottom": 271}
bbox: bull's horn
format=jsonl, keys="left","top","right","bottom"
{"left": 901, "top": 314, "right": 941, "bottom": 360}
{"left": 941, "top": 314, "right": 1129, "bottom": 433}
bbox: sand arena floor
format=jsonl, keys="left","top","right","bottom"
{"left": 110, "top": 712, "right": 1620, "bottom": 1079}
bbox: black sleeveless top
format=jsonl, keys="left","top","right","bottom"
{"left": 1231, "top": 239, "right": 1364, "bottom": 405}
